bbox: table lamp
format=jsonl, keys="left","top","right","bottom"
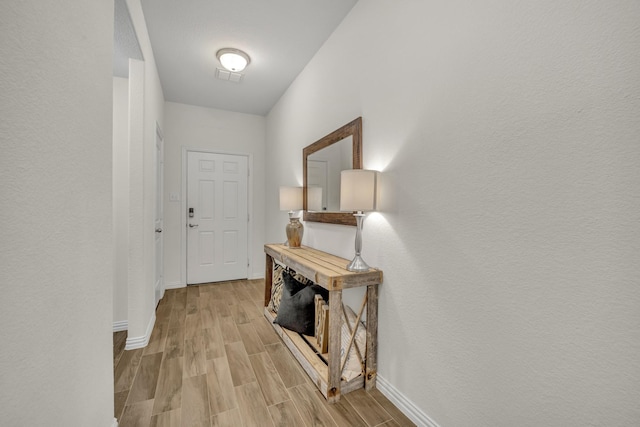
{"left": 340, "top": 170, "right": 377, "bottom": 272}
{"left": 279, "top": 186, "right": 303, "bottom": 248}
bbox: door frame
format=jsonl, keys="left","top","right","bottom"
{"left": 306, "top": 159, "right": 329, "bottom": 211}
{"left": 180, "top": 147, "right": 253, "bottom": 286}
{"left": 154, "top": 123, "right": 164, "bottom": 304}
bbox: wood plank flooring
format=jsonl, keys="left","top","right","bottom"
{"left": 113, "top": 279, "right": 415, "bottom": 427}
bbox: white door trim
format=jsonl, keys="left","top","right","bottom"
{"left": 180, "top": 147, "right": 253, "bottom": 286}
{"left": 154, "top": 122, "right": 164, "bottom": 304}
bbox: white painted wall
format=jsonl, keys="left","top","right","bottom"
{"left": 163, "top": 102, "right": 266, "bottom": 286}
{"left": 0, "top": 1, "right": 114, "bottom": 426}
{"left": 113, "top": 76, "right": 129, "bottom": 327}
{"left": 266, "top": 1, "right": 640, "bottom": 426}
{"left": 124, "top": 0, "right": 165, "bottom": 348}
{"left": 126, "top": 58, "right": 150, "bottom": 347}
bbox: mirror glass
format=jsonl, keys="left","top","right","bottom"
{"left": 306, "top": 136, "right": 352, "bottom": 212}
{"left": 303, "top": 117, "right": 362, "bottom": 226}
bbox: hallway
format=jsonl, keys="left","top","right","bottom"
{"left": 113, "top": 280, "right": 414, "bottom": 426}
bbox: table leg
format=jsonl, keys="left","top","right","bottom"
{"left": 365, "top": 284, "right": 378, "bottom": 390}
{"left": 327, "top": 289, "right": 342, "bottom": 402}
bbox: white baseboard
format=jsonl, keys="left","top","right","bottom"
{"left": 111, "top": 417, "right": 118, "bottom": 427}
{"left": 377, "top": 375, "right": 440, "bottom": 427}
{"left": 112, "top": 320, "right": 128, "bottom": 332}
{"left": 164, "top": 280, "right": 184, "bottom": 290}
{"left": 155, "top": 285, "right": 164, "bottom": 306}
{"left": 166, "top": 278, "right": 263, "bottom": 286}
{"left": 124, "top": 312, "right": 156, "bottom": 350}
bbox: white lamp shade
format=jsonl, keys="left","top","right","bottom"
{"left": 340, "top": 169, "right": 377, "bottom": 212}
{"left": 279, "top": 186, "right": 303, "bottom": 211}
{"left": 307, "top": 186, "right": 323, "bottom": 211}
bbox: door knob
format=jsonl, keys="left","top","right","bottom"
{"left": 189, "top": 223, "right": 199, "bottom": 228}
{"left": 155, "top": 228, "right": 162, "bottom": 233}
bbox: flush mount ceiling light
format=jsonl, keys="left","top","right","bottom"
{"left": 216, "top": 48, "right": 251, "bottom": 72}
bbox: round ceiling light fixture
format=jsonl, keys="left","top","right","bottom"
{"left": 216, "top": 48, "right": 251, "bottom": 72}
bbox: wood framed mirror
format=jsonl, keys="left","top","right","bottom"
{"left": 303, "top": 117, "right": 362, "bottom": 226}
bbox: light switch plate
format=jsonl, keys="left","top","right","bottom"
{"left": 169, "top": 192, "right": 180, "bottom": 202}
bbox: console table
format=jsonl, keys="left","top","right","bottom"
{"left": 263, "top": 244, "right": 382, "bottom": 403}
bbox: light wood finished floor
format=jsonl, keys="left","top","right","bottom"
{"left": 113, "top": 280, "right": 415, "bottom": 427}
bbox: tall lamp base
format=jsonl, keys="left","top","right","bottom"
{"left": 346, "top": 254, "right": 370, "bottom": 272}
{"left": 346, "top": 212, "right": 370, "bottom": 272}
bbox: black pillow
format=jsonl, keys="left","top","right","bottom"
{"left": 274, "top": 270, "right": 328, "bottom": 336}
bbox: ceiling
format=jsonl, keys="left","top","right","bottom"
{"left": 114, "top": 0, "right": 143, "bottom": 78}
{"left": 132, "top": 0, "right": 358, "bottom": 116}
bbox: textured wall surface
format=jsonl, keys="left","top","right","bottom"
{"left": 0, "top": 1, "right": 114, "bottom": 426}
{"left": 266, "top": 1, "right": 640, "bottom": 426}
{"left": 163, "top": 102, "right": 266, "bottom": 285}
{"left": 126, "top": 58, "right": 148, "bottom": 343}
{"left": 113, "top": 76, "right": 130, "bottom": 325}
{"left": 125, "top": 0, "right": 165, "bottom": 345}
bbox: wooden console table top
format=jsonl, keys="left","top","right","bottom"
{"left": 264, "top": 244, "right": 382, "bottom": 291}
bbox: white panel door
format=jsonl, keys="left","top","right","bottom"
{"left": 154, "top": 128, "right": 164, "bottom": 305}
{"left": 187, "top": 151, "right": 248, "bottom": 284}
{"left": 307, "top": 159, "right": 328, "bottom": 211}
